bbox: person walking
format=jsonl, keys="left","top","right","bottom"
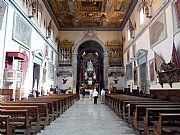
{"left": 89, "top": 89, "right": 93, "bottom": 101}
{"left": 100, "top": 88, "right": 105, "bottom": 103}
{"left": 82, "top": 88, "right": 86, "bottom": 101}
{"left": 92, "top": 89, "right": 98, "bottom": 104}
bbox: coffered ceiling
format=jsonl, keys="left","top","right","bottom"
{"left": 44, "top": 0, "right": 137, "bottom": 31}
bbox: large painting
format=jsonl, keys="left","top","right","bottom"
{"left": 174, "top": 1, "right": 180, "bottom": 29}
{"left": 133, "top": 67, "right": 138, "bottom": 85}
{"left": 48, "top": 62, "right": 54, "bottom": 79}
{"left": 149, "top": 13, "right": 166, "bottom": 47}
{"left": 149, "top": 59, "right": 156, "bottom": 84}
{"left": 0, "top": 1, "right": 7, "bottom": 30}
{"left": 126, "top": 62, "right": 132, "bottom": 80}
{"left": 13, "top": 13, "right": 32, "bottom": 48}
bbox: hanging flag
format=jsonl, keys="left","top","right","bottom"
{"left": 154, "top": 51, "right": 165, "bottom": 73}
{"left": 171, "top": 41, "right": 180, "bottom": 68}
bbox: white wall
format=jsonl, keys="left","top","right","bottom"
{"left": 0, "top": 1, "right": 8, "bottom": 88}
{"left": 123, "top": 1, "right": 180, "bottom": 91}
{"left": 1, "top": 0, "right": 59, "bottom": 98}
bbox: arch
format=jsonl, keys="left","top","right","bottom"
{"left": 73, "top": 37, "right": 108, "bottom": 55}
{"left": 72, "top": 35, "right": 109, "bottom": 93}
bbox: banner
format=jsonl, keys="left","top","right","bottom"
{"left": 171, "top": 42, "right": 180, "bottom": 68}
{"left": 154, "top": 51, "right": 165, "bottom": 72}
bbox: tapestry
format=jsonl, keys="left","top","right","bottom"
{"left": 133, "top": 67, "right": 138, "bottom": 85}
{"left": 149, "top": 13, "right": 166, "bottom": 47}
{"left": 13, "top": 14, "right": 32, "bottom": 47}
{"left": 175, "top": 1, "right": 180, "bottom": 28}
{"left": 149, "top": 59, "right": 156, "bottom": 83}
{"left": 126, "top": 62, "right": 132, "bottom": 80}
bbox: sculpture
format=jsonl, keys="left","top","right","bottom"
{"left": 87, "top": 60, "right": 94, "bottom": 72}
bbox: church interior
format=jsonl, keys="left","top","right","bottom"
{"left": 0, "top": 0, "right": 180, "bottom": 135}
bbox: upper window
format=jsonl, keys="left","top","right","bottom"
{"left": 140, "top": 8, "right": 145, "bottom": 25}
{"left": 127, "top": 29, "right": 131, "bottom": 41}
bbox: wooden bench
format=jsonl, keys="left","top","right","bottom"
{"left": 122, "top": 100, "right": 166, "bottom": 120}
{"left": 0, "top": 105, "right": 41, "bottom": 134}
{"left": 143, "top": 108, "right": 180, "bottom": 135}
{"left": 133, "top": 105, "right": 180, "bottom": 131}
{"left": 126, "top": 101, "right": 171, "bottom": 124}
{"left": 2, "top": 102, "right": 49, "bottom": 129}
{"left": 154, "top": 113, "right": 180, "bottom": 135}
{"left": 0, "top": 109, "right": 31, "bottom": 135}
{"left": 0, "top": 115, "right": 13, "bottom": 135}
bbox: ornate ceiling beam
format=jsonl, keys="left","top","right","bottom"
{"left": 120, "top": 0, "right": 138, "bottom": 31}
{"left": 42, "top": 0, "right": 61, "bottom": 30}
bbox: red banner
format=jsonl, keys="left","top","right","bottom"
{"left": 172, "top": 42, "right": 180, "bottom": 68}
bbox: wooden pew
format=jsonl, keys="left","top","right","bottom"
{"left": 127, "top": 102, "right": 179, "bottom": 125}
{"left": 0, "top": 115, "right": 13, "bottom": 135}
{"left": 133, "top": 105, "right": 180, "bottom": 131}
{"left": 0, "top": 109, "right": 31, "bottom": 135}
{"left": 123, "top": 100, "right": 168, "bottom": 120}
{"left": 144, "top": 108, "right": 180, "bottom": 135}
{"left": 2, "top": 102, "right": 49, "bottom": 129}
{"left": 106, "top": 94, "right": 160, "bottom": 118}
{"left": 0, "top": 106, "right": 40, "bottom": 134}
{"left": 126, "top": 101, "right": 173, "bottom": 125}
{"left": 154, "top": 113, "right": 180, "bottom": 135}
{"left": 13, "top": 100, "right": 54, "bottom": 123}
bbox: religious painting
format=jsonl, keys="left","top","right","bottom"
{"left": 13, "top": 13, "right": 32, "bottom": 48}
{"left": 174, "top": 0, "right": 180, "bottom": 29}
{"left": 133, "top": 67, "right": 138, "bottom": 86}
{"left": 126, "top": 62, "right": 132, "bottom": 80}
{"left": 149, "top": 59, "right": 156, "bottom": 83}
{"left": 0, "top": 1, "right": 7, "bottom": 30}
{"left": 149, "top": 12, "right": 166, "bottom": 47}
{"left": 48, "top": 62, "right": 54, "bottom": 79}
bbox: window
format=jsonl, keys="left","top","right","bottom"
{"left": 127, "top": 29, "right": 131, "bottom": 41}
{"left": 140, "top": 8, "right": 145, "bottom": 25}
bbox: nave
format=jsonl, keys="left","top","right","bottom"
{"left": 37, "top": 97, "right": 137, "bottom": 135}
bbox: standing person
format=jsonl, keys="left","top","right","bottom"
{"left": 82, "top": 88, "right": 86, "bottom": 101}
{"left": 100, "top": 88, "right": 105, "bottom": 103}
{"left": 89, "top": 89, "right": 93, "bottom": 101}
{"left": 92, "top": 89, "right": 98, "bottom": 104}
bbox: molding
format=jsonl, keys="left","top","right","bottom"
{"left": 7, "top": 0, "right": 58, "bottom": 53}
{"left": 42, "top": 0, "right": 61, "bottom": 30}
{"left": 59, "top": 27, "right": 123, "bottom": 31}
{"left": 123, "top": 0, "right": 172, "bottom": 54}
{"left": 120, "top": 0, "right": 138, "bottom": 31}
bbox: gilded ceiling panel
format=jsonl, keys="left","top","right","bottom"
{"left": 46, "top": 0, "right": 136, "bottom": 30}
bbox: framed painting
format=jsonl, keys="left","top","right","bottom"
{"left": 133, "top": 67, "right": 138, "bottom": 86}
{"left": 126, "top": 62, "right": 132, "bottom": 80}
{"left": 149, "top": 59, "right": 156, "bottom": 84}
{"left": 149, "top": 12, "right": 167, "bottom": 47}
{"left": 48, "top": 62, "right": 54, "bottom": 79}
{"left": 13, "top": 13, "right": 32, "bottom": 48}
{"left": 173, "top": 0, "right": 180, "bottom": 30}
{"left": 0, "top": 1, "right": 7, "bottom": 30}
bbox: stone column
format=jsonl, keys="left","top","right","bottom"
{"left": 72, "top": 53, "right": 77, "bottom": 93}
{"left": 103, "top": 53, "right": 108, "bottom": 90}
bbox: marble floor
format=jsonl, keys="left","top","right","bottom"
{"left": 37, "top": 97, "right": 138, "bottom": 135}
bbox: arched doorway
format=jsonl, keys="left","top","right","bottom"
{"left": 72, "top": 30, "right": 108, "bottom": 93}
{"left": 76, "top": 41, "right": 104, "bottom": 93}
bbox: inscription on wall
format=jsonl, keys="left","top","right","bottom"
{"left": 13, "top": 14, "right": 32, "bottom": 48}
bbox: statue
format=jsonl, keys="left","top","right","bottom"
{"left": 87, "top": 60, "right": 93, "bottom": 72}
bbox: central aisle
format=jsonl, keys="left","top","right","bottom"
{"left": 38, "top": 97, "right": 138, "bottom": 135}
